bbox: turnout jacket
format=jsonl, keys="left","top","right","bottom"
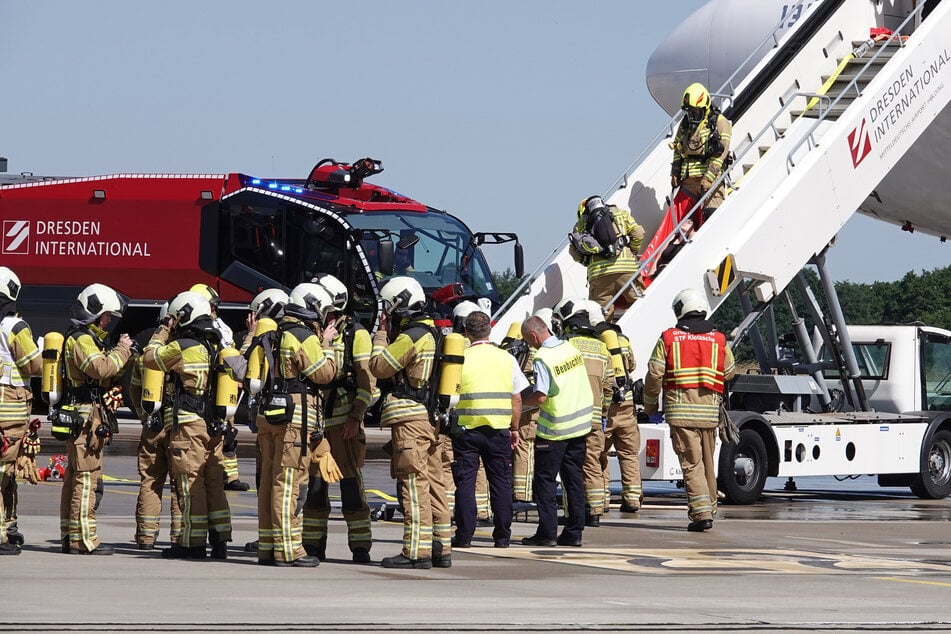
{"left": 322, "top": 321, "right": 376, "bottom": 427}
{"left": 368, "top": 315, "right": 436, "bottom": 427}
{"left": 566, "top": 333, "right": 613, "bottom": 430}
{"left": 569, "top": 206, "right": 645, "bottom": 281}
{"left": 643, "top": 317, "right": 736, "bottom": 428}
{"left": 0, "top": 314, "right": 41, "bottom": 424}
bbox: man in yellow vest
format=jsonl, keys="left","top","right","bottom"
{"left": 451, "top": 310, "right": 528, "bottom": 549}
{"left": 519, "top": 316, "right": 593, "bottom": 547}
{"left": 644, "top": 288, "right": 736, "bottom": 532}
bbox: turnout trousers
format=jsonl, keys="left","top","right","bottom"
{"left": 257, "top": 418, "right": 310, "bottom": 564}
{"left": 168, "top": 419, "right": 231, "bottom": 548}
{"left": 389, "top": 416, "right": 451, "bottom": 560}
{"left": 583, "top": 426, "right": 606, "bottom": 516}
{"left": 451, "top": 426, "right": 513, "bottom": 544}
{"left": 59, "top": 405, "right": 105, "bottom": 553}
{"left": 602, "top": 400, "right": 643, "bottom": 509}
{"left": 302, "top": 423, "right": 372, "bottom": 554}
{"left": 670, "top": 425, "right": 717, "bottom": 521}
{"left": 135, "top": 424, "right": 182, "bottom": 546}
{"left": 532, "top": 435, "right": 586, "bottom": 542}
{"left": 511, "top": 409, "right": 537, "bottom": 502}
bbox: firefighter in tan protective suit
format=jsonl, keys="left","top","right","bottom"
{"left": 0, "top": 267, "right": 42, "bottom": 555}
{"left": 301, "top": 274, "right": 375, "bottom": 564}
{"left": 568, "top": 196, "right": 645, "bottom": 321}
{"left": 253, "top": 283, "right": 337, "bottom": 567}
{"left": 644, "top": 288, "right": 736, "bottom": 532}
{"left": 59, "top": 283, "right": 134, "bottom": 555}
{"left": 144, "top": 291, "right": 234, "bottom": 559}
{"left": 671, "top": 82, "right": 733, "bottom": 226}
{"left": 369, "top": 276, "right": 452, "bottom": 569}
{"left": 553, "top": 298, "right": 612, "bottom": 529}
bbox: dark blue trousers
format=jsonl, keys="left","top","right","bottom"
{"left": 532, "top": 434, "right": 586, "bottom": 541}
{"left": 451, "top": 426, "right": 513, "bottom": 544}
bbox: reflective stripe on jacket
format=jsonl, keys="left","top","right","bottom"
{"left": 661, "top": 328, "right": 727, "bottom": 393}
{"left": 457, "top": 342, "right": 513, "bottom": 430}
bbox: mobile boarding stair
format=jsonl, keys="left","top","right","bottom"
{"left": 491, "top": 0, "right": 951, "bottom": 482}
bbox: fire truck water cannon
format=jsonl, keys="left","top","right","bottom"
{"left": 305, "top": 157, "right": 385, "bottom": 193}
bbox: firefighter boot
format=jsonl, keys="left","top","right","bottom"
{"left": 304, "top": 537, "right": 327, "bottom": 561}
{"left": 0, "top": 542, "right": 21, "bottom": 555}
{"left": 381, "top": 554, "right": 433, "bottom": 569}
{"left": 432, "top": 541, "right": 452, "bottom": 569}
{"left": 209, "top": 529, "right": 228, "bottom": 560}
{"left": 6, "top": 522, "right": 24, "bottom": 546}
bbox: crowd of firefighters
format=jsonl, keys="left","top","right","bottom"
{"left": 0, "top": 82, "right": 736, "bottom": 568}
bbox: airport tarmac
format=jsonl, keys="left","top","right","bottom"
{"left": 5, "top": 439, "right": 951, "bottom": 633}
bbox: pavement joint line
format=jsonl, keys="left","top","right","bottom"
{"left": 874, "top": 576, "right": 951, "bottom": 587}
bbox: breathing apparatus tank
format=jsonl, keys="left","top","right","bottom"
{"left": 436, "top": 332, "right": 466, "bottom": 410}
{"left": 599, "top": 327, "right": 626, "bottom": 383}
{"left": 500, "top": 322, "right": 522, "bottom": 347}
{"left": 41, "top": 332, "right": 65, "bottom": 406}
{"left": 140, "top": 366, "right": 165, "bottom": 415}
{"left": 215, "top": 347, "right": 241, "bottom": 420}
{"left": 246, "top": 318, "right": 277, "bottom": 394}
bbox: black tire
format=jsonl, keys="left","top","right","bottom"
{"left": 910, "top": 429, "right": 951, "bottom": 499}
{"left": 717, "top": 428, "right": 768, "bottom": 505}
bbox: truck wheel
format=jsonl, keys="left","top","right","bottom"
{"left": 717, "top": 428, "right": 768, "bottom": 505}
{"left": 910, "top": 429, "right": 951, "bottom": 499}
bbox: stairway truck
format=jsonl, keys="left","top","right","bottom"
{"left": 636, "top": 324, "right": 951, "bottom": 504}
{"left": 0, "top": 158, "right": 522, "bottom": 337}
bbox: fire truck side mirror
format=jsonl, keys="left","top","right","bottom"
{"left": 378, "top": 239, "right": 395, "bottom": 277}
{"left": 514, "top": 242, "right": 524, "bottom": 279}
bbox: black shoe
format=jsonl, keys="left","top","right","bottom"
{"left": 556, "top": 535, "right": 583, "bottom": 547}
{"left": 7, "top": 529, "right": 24, "bottom": 546}
{"left": 584, "top": 513, "right": 600, "bottom": 528}
{"left": 451, "top": 537, "right": 471, "bottom": 548}
{"left": 687, "top": 519, "right": 714, "bottom": 532}
{"left": 244, "top": 540, "right": 259, "bottom": 553}
{"left": 520, "top": 535, "right": 556, "bottom": 547}
{"left": 71, "top": 544, "right": 115, "bottom": 556}
{"left": 380, "top": 554, "right": 433, "bottom": 569}
{"left": 275, "top": 555, "right": 320, "bottom": 567}
{"left": 352, "top": 547, "right": 371, "bottom": 564}
{"left": 224, "top": 479, "right": 251, "bottom": 491}
{"left": 619, "top": 503, "right": 640, "bottom": 514}
{"left": 61, "top": 537, "right": 69, "bottom": 554}
{"left": 210, "top": 542, "right": 228, "bottom": 560}
{"left": 304, "top": 540, "right": 327, "bottom": 561}
{"left": 494, "top": 540, "right": 510, "bottom": 549}
{"left": 162, "top": 544, "right": 190, "bottom": 559}
{"left": 0, "top": 543, "right": 21, "bottom": 555}
{"left": 137, "top": 543, "right": 155, "bottom": 551}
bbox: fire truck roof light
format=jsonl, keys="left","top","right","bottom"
{"left": 251, "top": 178, "right": 261, "bottom": 185}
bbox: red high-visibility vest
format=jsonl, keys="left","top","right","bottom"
{"left": 661, "top": 327, "right": 727, "bottom": 393}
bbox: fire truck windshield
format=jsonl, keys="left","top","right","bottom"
{"left": 347, "top": 210, "right": 497, "bottom": 300}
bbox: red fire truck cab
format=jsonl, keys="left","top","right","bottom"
{"left": 0, "top": 158, "right": 522, "bottom": 335}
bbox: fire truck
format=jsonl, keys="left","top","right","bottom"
{"left": 0, "top": 157, "right": 523, "bottom": 335}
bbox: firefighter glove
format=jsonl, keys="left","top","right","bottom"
{"left": 700, "top": 177, "right": 713, "bottom": 193}
{"left": 21, "top": 435, "right": 40, "bottom": 456}
{"left": 670, "top": 174, "right": 680, "bottom": 188}
{"left": 15, "top": 454, "right": 41, "bottom": 485}
{"left": 316, "top": 452, "right": 343, "bottom": 483}
{"left": 103, "top": 386, "right": 123, "bottom": 412}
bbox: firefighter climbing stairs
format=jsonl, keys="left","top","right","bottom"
{"left": 492, "top": 0, "right": 951, "bottom": 378}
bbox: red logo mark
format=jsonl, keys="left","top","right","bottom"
{"left": 848, "top": 118, "right": 872, "bottom": 168}
{"left": 2, "top": 221, "right": 30, "bottom": 255}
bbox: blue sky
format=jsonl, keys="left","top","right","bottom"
{"left": 2, "top": 1, "right": 948, "bottom": 284}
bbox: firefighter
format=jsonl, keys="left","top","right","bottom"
{"left": 369, "top": 276, "right": 452, "bottom": 569}
{"left": 643, "top": 288, "right": 736, "bottom": 532}
{"left": 130, "top": 302, "right": 182, "bottom": 550}
{"left": 189, "top": 283, "right": 250, "bottom": 492}
{"left": 301, "top": 273, "right": 375, "bottom": 564}
{"left": 671, "top": 82, "right": 733, "bottom": 225}
{"left": 451, "top": 310, "right": 528, "bottom": 549}
{"left": 553, "top": 298, "right": 613, "bottom": 528}
{"left": 568, "top": 195, "right": 645, "bottom": 321}
{"left": 59, "top": 283, "right": 134, "bottom": 555}
{"left": 144, "top": 291, "right": 234, "bottom": 559}
{"left": 586, "top": 302, "right": 643, "bottom": 514}
{"left": 254, "top": 283, "right": 337, "bottom": 567}
{"left": 0, "top": 267, "right": 42, "bottom": 555}
{"left": 519, "top": 315, "right": 593, "bottom": 547}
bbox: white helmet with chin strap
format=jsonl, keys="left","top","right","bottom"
{"left": 312, "top": 273, "right": 348, "bottom": 312}
{"left": 250, "top": 288, "right": 288, "bottom": 320}
{"left": 287, "top": 283, "right": 334, "bottom": 322}
{"left": 672, "top": 288, "right": 708, "bottom": 319}
{"left": 533, "top": 308, "right": 554, "bottom": 333}
{"left": 167, "top": 291, "right": 212, "bottom": 327}
{"left": 71, "top": 283, "right": 129, "bottom": 325}
{"left": 451, "top": 300, "right": 480, "bottom": 333}
{"left": 379, "top": 276, "right": 425, "bottom": 316}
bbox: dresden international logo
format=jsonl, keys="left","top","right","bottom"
{"left": 2, "top": 221, "right": 30, "bottom": 255}
{"left": 848, "top": 118, "right": 872, "bottom": 168}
